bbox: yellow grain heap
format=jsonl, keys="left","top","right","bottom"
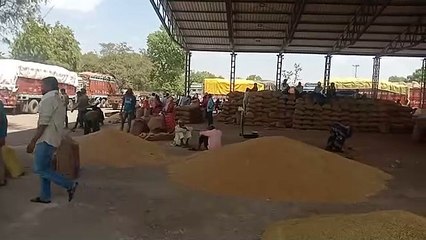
{"left": 169, "top": 136, "right": 391, "bottom": 203}
{"left": 262, "top": 210, "right": 426, "bottom": 240}
{"left": 76, "top": 129, "right": 166, "bottom": 167}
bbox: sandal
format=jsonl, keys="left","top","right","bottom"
{"left": 67, "top": 182, "right": 79, "bottom": 202}
{"left": 30, "top": 197, "right": 51, "bottom": 204}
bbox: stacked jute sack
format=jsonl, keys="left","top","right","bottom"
{"left": 176, "top": 104, "right": 203, "bottom": 124}
{"left": 293, "top": 97, "right": 413, "bottom": 133}
{"left": 218, "top": 91, "right": 295, "bottom": 128}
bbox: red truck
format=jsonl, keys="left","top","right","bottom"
{"left": 0, "top": 59, "right": 78, "bottom": 114}
{"left": 77, "top": 72, "right": 119, "bottom": 107}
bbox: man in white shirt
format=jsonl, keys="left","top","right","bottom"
{"left": 314, "top": 82, "right": 323, "bottom": 93}
{"left": 173, "top": 120, "right": 193, "bottom": 147}
{"left": 26, "top": 77, "right": 78, "bottom": 204}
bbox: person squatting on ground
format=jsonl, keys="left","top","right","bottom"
{"left": 198, "top": 125, "right": 222, "bottom": 151}
{"left": 326, "top": 122, "right": 352, "bottom": 152}
{"left": 121, "top": 89, "right": 137, "bottom": 133}
{"left": 71, "top": 89, "right": 89, "bottom": 131}
{"left": 173, "top": 120, "right": 193, "bottom": 147}
{"left": 84, "top": 106, "right": 104, "bottom": 135}
{"left": 0, "top": 101, "right": 8, "bottom": 186}
{"left": 26, "top": 77, "right": 78, "bottom": 204}
{"left": 60, "top": 88, "right": 69, "bottom": 128}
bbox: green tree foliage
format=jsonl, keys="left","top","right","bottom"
{"left": 388, "top": 76, "right": 408, "bottom": 82}
{"left": 10, "top": 19, "right": 81, "bottom": 71}
{"left": 407, "top": 68, "right": 425, "bottom": 82}
{"left": 190, "top": 71, "right": 217, "bottom": 84}
{"left": 0, "top": 0, "right": 45, "bottom": 43}
{"left": 246, "top": 74, "right": 262, "bottom": 81}
{"left": 80, "top": 42, "right": 153, "bottom": 91}
{"left": 147, "top": 28, "right": 185, "bottom": 94}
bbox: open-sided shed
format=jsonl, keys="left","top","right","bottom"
{"left": 150, "top": 0, "right": 426, "bottom": 107}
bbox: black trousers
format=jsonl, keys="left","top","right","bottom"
{"left": 206, "top": 111, "right": 213, "bottom": 126}
{"left": 199, "top": 135, "right": 209, "bottom": 149}
{"left": 84, "top": 119, "right": 100, "bottom": 135}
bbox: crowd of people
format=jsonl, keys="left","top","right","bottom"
{"left": 119, "top": 90, "right": 223, "bottom": 151}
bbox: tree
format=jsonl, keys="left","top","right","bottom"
{"left": 80, "top": 43, "right": 153, "bottom": 91}
{"left": 246, "top": 75, "right": 262, "bottom": 81}
{"left": 0, "top": 0, "right": 45, "bottom": 44}
{"left": 407, "top": 68, "right": 424, "bottom": 82}
{"left": 10, "top": 19, "right": 81, "bottom": 71}
{"left": 147, "top": 28, "right": 185, "bottom": 94}
{"left": 282, "top": 63, "right": 302, "bottom": 85}
{"left": 388, "top": 76, "right": 408, "bottom": 82}
{"left": 190, "top": 71, "right": 217, "bottom": 85}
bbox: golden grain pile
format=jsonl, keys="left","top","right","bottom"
{"left": 76, "top": 129, "right": 167, "bottom": 167}
{"left": 218, "top": 91, "right": 295, "bottom": 128}
{"left": 262, "top": 210, "right": 426, "bottom": 240}
{"left": 293, "top": 97, "right": 413, "bottom": 133}
{"left": 176, "top": 105, "right": 203, "bottom": 124}
{"left": 168, "top": 136, "right": 391, "bottom": 203}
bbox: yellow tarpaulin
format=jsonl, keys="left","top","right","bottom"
{"left": 204, "top": 78, "right": 264, "bottom": 95}
{"left": 330, "top": 77, "right": 409, "bottom": 95}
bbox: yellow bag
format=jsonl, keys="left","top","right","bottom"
{"left": 1, "top": 145, "right": 24, "bottom": 178}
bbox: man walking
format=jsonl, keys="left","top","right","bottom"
{"left": 27, "top": 77, "right": 78, "bottom": 204}
{"left": 121, "top": 88, "right": 137, "bottom": 133}
{"left": 71, "top": 88, "right": 89, "bottom": 132}
{"left": 60, "top": 88, "right": 69, "bottom": 128}
{"left": 206, "top": 94, "right": 215, "bottom": 126}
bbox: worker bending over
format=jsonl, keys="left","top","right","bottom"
{"left": 83, "top": 106, "right": 104, "bottom": 135}
{"left": 173, "top": 120, "right": 193, "bottom": 147}
{"left": 198, "top": 125, "right": 222, "bottom": 151}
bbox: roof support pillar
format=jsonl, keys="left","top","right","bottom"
{"left": 229, "top": 52, "right": 237, "bottom": 93}
{"left": 276, "top": 53, "right": 284, "bottom": 91}
{"left": 323, "top": 54, "right": 332, "bottom": 92}
{"left": 421, "top": 58, "right": 426, "bottom": 108}
{"left": 184, "top": 51, "right": 192, "bottom": 96}
{"left": 372, "top": 56, "right": 381, "bottom": 99}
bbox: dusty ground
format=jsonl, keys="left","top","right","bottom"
{"left": 0, "top": 115, "right": 425, "bottom": 240}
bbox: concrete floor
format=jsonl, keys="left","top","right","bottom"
{"left": 1, "top": 118, "right": 426, "bottom": 240}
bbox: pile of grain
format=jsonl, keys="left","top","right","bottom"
{"left": 105, "top": 113, "right": 122, "bottom": 124}
{"left": 76, "top": 129, "right": 167, "bottom": 167}
{"left": 176, "top": 105, "right": 203, "bottom": 124}
{"left": 293, "top": 97, "right": 413, "bottom": 133}
{"left": 262, "top": 210, "right": 426, "bottom": 240}
{"left": 168, "top": 136, "right": 391, "bottom": 203}
{"left": 218, "top": 91, "right": 295, "bottom": 128}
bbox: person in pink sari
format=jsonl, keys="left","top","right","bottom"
{"left": 163, "top": 97, "right": 176, "bottom": 133}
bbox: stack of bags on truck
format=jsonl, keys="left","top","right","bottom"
{"left": 293, "top": 97, "right": 413, "bottom": 133}
{"left": 176, "top": 104, "right": 203, "bottom": 124}
{"left": 218, "top": 91, "right": 295, "bottom": 127}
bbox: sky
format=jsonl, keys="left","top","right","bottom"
{"left": 3, "top": 0, "right": 424, "bottom": 83}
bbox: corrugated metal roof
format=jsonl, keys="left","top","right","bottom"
{"left": 151, "top": 0, "right": 426, "bottom": 56}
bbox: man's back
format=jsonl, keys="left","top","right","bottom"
{"left": 77, "top": 94, "right": 89, "bottom": 110}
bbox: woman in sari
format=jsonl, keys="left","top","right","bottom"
{"left": 152, "top": 95, "right": 163, "bottom": 115}
{"left": 163, "top": 97, "right": 176, "bottom": 133}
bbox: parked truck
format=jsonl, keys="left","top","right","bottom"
{"left": 0, "top": 59, "right": 78, "bottom": 114}
{"left": 77, "top": 72, "right": 119, "bottom": 108}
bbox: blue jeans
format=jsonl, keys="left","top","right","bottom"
{"left": 34, "top": 142, "right": 73, "bottom": 201}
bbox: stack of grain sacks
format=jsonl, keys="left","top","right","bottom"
{"left": 218, "top": 91, "right": 295, "bottom": 127}
{"left": 176, "top": 104, "right": 203, "bottom": 124}
{"left": 293, "top": 97, "right": 413, "bottom": 133}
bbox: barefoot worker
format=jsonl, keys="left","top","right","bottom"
{"left": 26, "top": 77, "right": 78, "bottom": 204}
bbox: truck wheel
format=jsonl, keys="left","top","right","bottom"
{"left": 28, "top": 99, "right": 39, "bottom": 114}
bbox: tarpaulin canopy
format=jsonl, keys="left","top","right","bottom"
{"left": 204, "top": 78, "right": 264, "bottom": 95}
{"left": 331, "top": 77, "right": 409, "bottom": 95}
{"left": 0, "top": 59, "right": 79, "bottom": 91}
